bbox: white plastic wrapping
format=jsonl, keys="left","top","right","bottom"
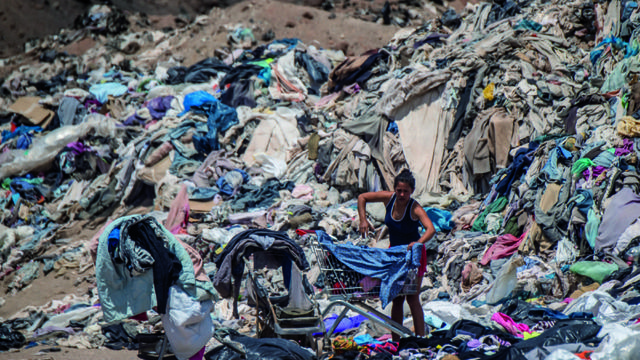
{"left": 554, "top": 237, "right": 578, "bottom": 265}
{"left": 485, "top": 256, "right": 519, "bottom": 304}
{"left": 0, "top": 118, "right": 117, "bottom": 179}
{"left": 562, "top": 291, "right": 640, "bottom": 325}
{"left": 544, "top": 349, "right": 581, "bottom": 360}
{"left": 591, "top": 323, "right": 640, "bottom": 360}
{"left": 422, "top": 301, "right": 463, "bottom": 326}
{"left": 162, "top": 285, "right": 214, "bottom": 360}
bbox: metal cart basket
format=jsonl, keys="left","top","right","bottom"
{"left": 308, "top": 235, "right": 419, "bottom": 342}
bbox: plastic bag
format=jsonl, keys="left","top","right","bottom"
{"left": 162, "top": 285, "right": 214, "bottom": 360}
{"left": 591, "top": 323, "right": 640, "bottom": 360}
{"left": 485, "top": 256, "right": 520, "bottom": 304}
{"left": 554, "top": 237, "right": 578, "bottom": 265}
{"left": 253, "top": 153, "right": 287, "bottom": 179}
{"left": 0, "top": 118, "right": 115, "bottom": 179}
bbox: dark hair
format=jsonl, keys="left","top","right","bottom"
{"left": 394, "top": 169, "right": 415, "bottom": 190}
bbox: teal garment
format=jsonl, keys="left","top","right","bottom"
{"left": 96, "top": 215, "right": 215, "bottom": 322}
{"left": 513, "top": 19, "right": 542, "bottom": 32}
{"left": 424, "top": 207, "right": 454, "bottom": 232}
{"left": 592, "top": 149, "right": 616, "bottom": 168}
{"left": 472, "top": 196, "right": 508, "bottom": 232}
{"left": 585, "top": 207, "right": 601, "bottom": 249}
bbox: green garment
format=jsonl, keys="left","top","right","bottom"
{"left": 472, "top": 196, "right": 508, "bottom": 232}
{"left": 570, "top": 261, "right": 618, "bottom": 284}
{"left": 571, "top": 158, "right": 595, "bottom": 175}
{"left": 96, "top": 215, "right": 215, "bottom": 322}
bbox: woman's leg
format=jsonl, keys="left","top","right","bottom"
{"left": 391, "top": 295, "right": 405, "bottom": 342}
{"left": 407, "top": 275, "right": 425, "bottom": 337}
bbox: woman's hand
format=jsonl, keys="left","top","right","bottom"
{"left": 359, "top": 218, "right": 374, "bottom": 237}
{"left": 407, "top": 241, "right": 417, "bottom": 249}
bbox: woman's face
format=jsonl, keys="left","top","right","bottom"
{"left": 394, "top": 181, "right": 413, "bottom": 203}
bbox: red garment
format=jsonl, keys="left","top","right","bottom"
{"left": 575, "top": 350, "right": 593, "bottom": 359}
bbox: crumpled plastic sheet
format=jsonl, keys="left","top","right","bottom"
{"left": 591, "top": 323, "right": 640, "bottom": 360}
{"left": 562, "top": 291, "right": 640, "bottom": 325}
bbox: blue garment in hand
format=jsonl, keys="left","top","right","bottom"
{"left": 317, "top": 231, "right": 422, "bottom": 308}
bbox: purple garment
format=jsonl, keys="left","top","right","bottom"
{"left": 84, "top": 99, "right": 102, "bottom": 112}
{"left": 466, "top": 339, "right": 482, "bottom": 349}
{"left": 33, "top": 326, "right": 75, "bottom": 337}
{"left": 66, "top": 141, "right": 92, "bottom": 155}
{"left": 480, "top": 233, "right": 526, "bottom": 266}
{"left": 596, "top": 187, "right": 640, "bottom": 253}
{"left": 615, "top": 138, "right": 634, "bottom": 156}
{"left": 124, "top": 113, "right": 147, "bottom": 126}
{"left": 147, "top": 96, "right": 174, "bottom": 120}
{"left": 582, "top": 165, "right": 607, "bottom": 179}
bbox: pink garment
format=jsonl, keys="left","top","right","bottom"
{"left": 480, "top": 232, "right": 527, "bottom": 266}
{"left": 292, "top": 184, "right": 314, "bottom": 200}
{"left": 359, "top": 276, "right": 381, "bottom": 292}
{"left": 491, "top": 312, "right": 531, "bottom": 338}
{"left": 315, "top": 92, "right": 341, "bottom": 107}
{"left": 165, "top": 184, "right": 189, "bottom": 234}
{"left": 175, "top": 238, "right": 210, "bottom": 283}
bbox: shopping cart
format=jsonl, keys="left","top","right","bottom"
{"left": 307, "top": 233, "right": 419, "bottom": 343}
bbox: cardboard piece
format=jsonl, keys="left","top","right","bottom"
{"left": 8, "top": 97, "right": 55, "bottom": 129}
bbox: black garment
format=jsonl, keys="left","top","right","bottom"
{"left": 0, "top": 324, "right": 25, "bottom": 351}
{"left": 495, "top": 142, "right": 539, "bottom": 196}
{"left": 125, "top": 219, "right": 182, "bottom": 314}
{"left": 446, "top": 71, "right": 476, "bottom": 150}
{"left": 101, "top": 322, "right": 138, "bottom": 350}
{"left": 399, "top": 319, "right": 521, "bottom": 351}
{"left": 166, "top": 58, "right": 231, "bottom": 84}
{"left": 220, "top": 80, "right": 256, "bottom": 108}
{"left": 328, "top": 50, "right": 387, "bottom": 92}
{"left": 214, "top": 229, "right": 309, "bottom": 273}
{"left": 220, "top": 64, "right": 264, "bottom": 88}
{"left": 295, "top": 52, "right": 330, "bottom": 84}
{"left": 213, "top": 229, "right": 309, "bottom": 318}
{"left": 564, "top": 95, "right": 605, "bottom": 135}
{"left": 507, "top": 319, "right": 601, "bottom": 358}
{"left": 205, "top": 329, "right": 315, "bottom": 360}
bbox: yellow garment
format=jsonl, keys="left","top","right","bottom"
{"left": 483, "top": 83, "right": 495, "bottom": 100}
{"left": 523, "top": 332, "right": 541, "bottom": 340}
{"left": 617, "top": 116, "right": 640, "bottom": 137}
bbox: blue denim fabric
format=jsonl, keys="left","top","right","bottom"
{"left": 496, "top": 142, "right": 539, "bottom": 195}
{"left": 191, "top": 101, "right": 238, "bottom": 154}
{"left": 540, "top": 144, "right": 572, "bottom": 182}
{"left": 216, "top": 169, "right": 250, "bottom": 196}
{"left": 316, "top": 231, "right": 423, "bottom": 308}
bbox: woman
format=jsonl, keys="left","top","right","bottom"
{"left": 357, "top": 169, "right": 435, "bottom": 340}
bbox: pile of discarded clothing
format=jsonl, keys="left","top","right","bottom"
{"left": 2, "top": 0, "right": 640, "bottom": 359}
